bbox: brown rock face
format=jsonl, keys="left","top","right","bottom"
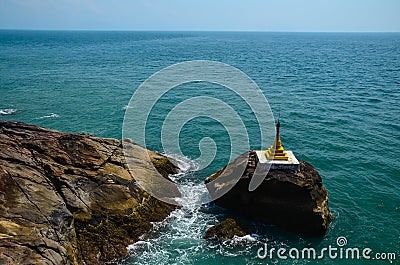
{"left": 204, "top": 218, "right": 245, "bottom": 240}
{"left": 205, "top": 151, "right": 332, "bottom": 236}
{"left": 0, "top": 121, "right": 180, "bottom": 265}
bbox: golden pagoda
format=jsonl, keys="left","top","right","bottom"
{"left": 265, "top": 119, "right": 289, "bottom": 161}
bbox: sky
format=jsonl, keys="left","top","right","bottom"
{"left": 0, "top": 0, "right": 399, "bottom": 32}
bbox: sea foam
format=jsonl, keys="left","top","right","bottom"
{"left": 38, "top": 113, "right": 60, "bottom": 119}
{"left": 0, "top": 109, "right": 17, "bottom": 115}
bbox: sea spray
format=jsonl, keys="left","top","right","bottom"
{"left": 124, "top": 155, "right": 262, "bottom": 265}
{"left": 0, "top": 109, "right": 17, "bottom": 115}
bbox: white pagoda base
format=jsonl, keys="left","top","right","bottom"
{"left": 255, "top": 150, "right": 300, "bottom": 172}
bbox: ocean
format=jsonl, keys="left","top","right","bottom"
{"left": 0, "top": 30, "right": 399, "bottom": 264}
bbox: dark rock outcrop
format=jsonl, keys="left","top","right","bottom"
{"left": 204, "top": 218, "right": 245, "bottom": 240}
{"left": 205, "top": 151, "right": 332, "bottom": 236}
{"left": 0, "top": 121, "right": 180, "bottom": 265}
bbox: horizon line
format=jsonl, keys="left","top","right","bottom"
{"left": 1, "top": 28, "right": 400, "bottom": 34}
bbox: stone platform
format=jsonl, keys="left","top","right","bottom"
{"left": 255, "top": 150, "right": 300, "bottom": 172}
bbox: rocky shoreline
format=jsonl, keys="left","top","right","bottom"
{"left": 0, "top": 121, "right": 333, "bottom": 264}
{"left": 0, "top": 121, "right": 180, "bottom": 265}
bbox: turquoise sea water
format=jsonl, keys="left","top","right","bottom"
{"left": 1, "top": 31, "right": 399, "bottom": 264}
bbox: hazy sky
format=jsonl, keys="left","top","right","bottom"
{"left": 0, "top": 0, "right": 399, "bottom": 32}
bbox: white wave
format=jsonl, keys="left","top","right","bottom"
{"left": 163, "top": 152, "right": 200, "bottom": 173}
{"left": 232, "top": 234, "right": 257, "bottom": 243}
{"left": 0, "top": 109, "right": 17, "bottom": 115}
{"left": 220, "top": 234, "right": 258, "bottom": 248}
{"left": 125, "top": 153, "right": 261, "bottom": 264}
{"left": 126, "top": 240, "right": 152, "bottom": 251}
{"left": 38, "top": 113, "right": 60, "bottom": 119}
{"left": 125, "top": 165, "right": 211, "bottom": 263}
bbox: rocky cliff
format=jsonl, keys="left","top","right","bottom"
{"left": 205, "top": 151, "right": 332, "bottom": 236}
{"left": 0, "top": 121, "right": 180, "bottom": 265}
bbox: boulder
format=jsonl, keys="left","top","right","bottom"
{"left": 205, "top": 151, "right": 332, "bottom": 236}
{"left": 0, "top": 121, "right": 180, "bottom": 265}
{"left": 204, "top": 218, "right": 245, "bottom": 240}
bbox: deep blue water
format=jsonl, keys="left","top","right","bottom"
{"left": 1, "top": 30, "right": 399, "bottom": 264}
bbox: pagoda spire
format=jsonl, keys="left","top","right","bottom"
{"left": 265, "top": 119, "right": 289, "bottom": 161}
